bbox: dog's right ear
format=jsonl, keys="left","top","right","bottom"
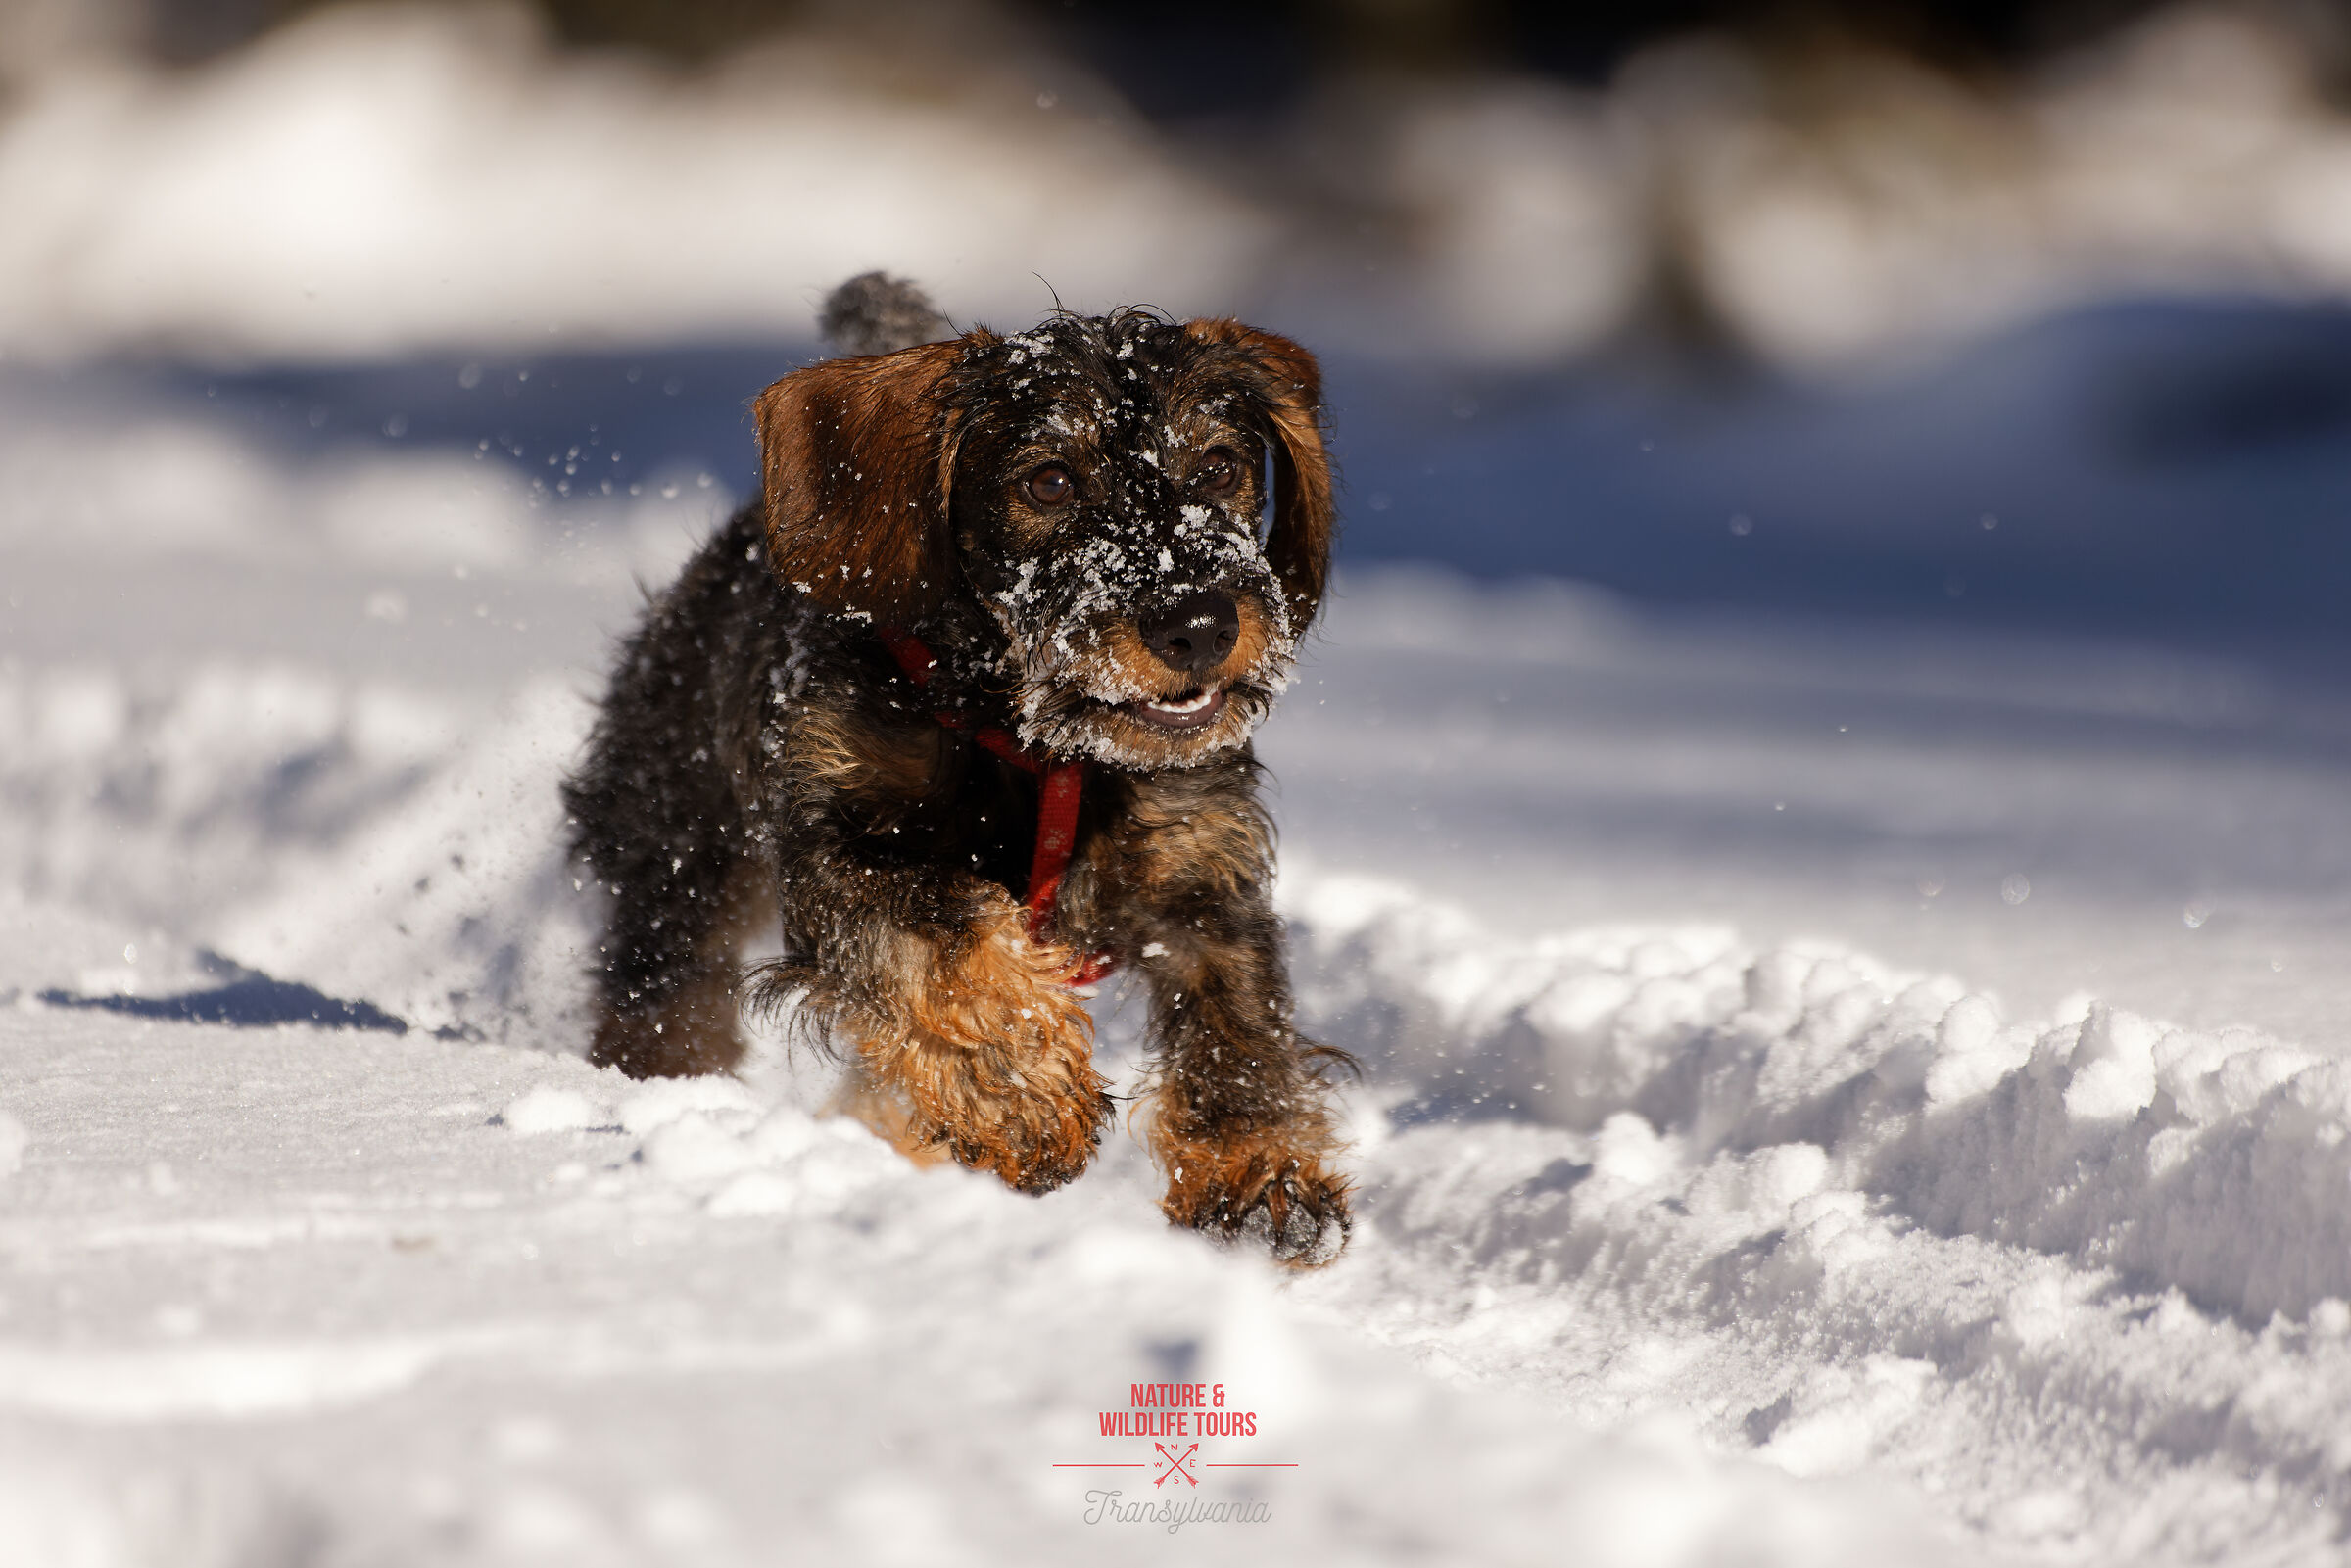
{"left": 1182, "top": 318, "right": 1334, "bottom": 631}
{"left": 754, "top": 339, "right": 966, "bottom": 624}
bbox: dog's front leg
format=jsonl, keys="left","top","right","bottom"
{"left": 1108, "top": 768, "right": 1352, "bottom": 1265}
{"left": 769, "top": 841, "right": 1113, "bottom": 1194}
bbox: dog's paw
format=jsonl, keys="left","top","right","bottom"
{"left": 861, "top": 904, "right": 1113, "bottom": 1193}
{"left": 1224, "top": 1166, "right": 1353, "bottom": 1268}
{"left": 934, "top": 1070, "right": 1114, "bottom": 1195}
{"left": 1156, "top": 1129, "right": 1353, "bottom": 1268}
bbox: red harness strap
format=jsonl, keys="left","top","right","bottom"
{"left": 878, "top": 628, "right": 1117, "bottom": 986}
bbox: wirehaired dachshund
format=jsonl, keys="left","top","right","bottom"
{"left": 564, "top": 275, "right": 1351, "bottom": 1263}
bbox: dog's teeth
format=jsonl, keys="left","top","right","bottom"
{"left": 1147, "top": 690, "right": 1216, "bottom": 715}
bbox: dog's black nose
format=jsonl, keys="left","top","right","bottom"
{"left": 1139, "top": 591, "right": 1239, "bottom": 677}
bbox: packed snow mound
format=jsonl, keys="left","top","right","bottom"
{"left": 1290, "top": 873, "right": 2351, "bottom": 1326}
{"left": 0, "top": 657, "right": 597, "bottom": 1045}
{"left": 1281, "top": 879, "right": 2351, "bottom": 1562}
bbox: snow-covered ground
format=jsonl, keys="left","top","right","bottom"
{"left": 10, "top": 387, "right": 2351, "bottom": 1565}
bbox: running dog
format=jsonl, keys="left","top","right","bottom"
{"left": 564, "top": 276, "right": 1351, "bottom": 1263}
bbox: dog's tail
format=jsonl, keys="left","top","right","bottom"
{"left": 819, "top": 272, "right": 951, "bottom": 356}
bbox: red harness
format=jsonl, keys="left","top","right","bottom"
{"left": 877, "top": 628, "right": 1117, "bottom": 986}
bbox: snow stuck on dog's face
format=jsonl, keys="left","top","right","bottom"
{"left": 755, "top": 309, "right": 1334, "bottom": 771}
{"left": 949, "top": 311, "right": 1334, "bottom": 771}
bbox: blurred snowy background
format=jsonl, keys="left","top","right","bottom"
{"left": 3, "top": 0, "right": 2350, "bottom": 639}
{"left": 12, "top": 3, "right": 2351, "bottom": 1564}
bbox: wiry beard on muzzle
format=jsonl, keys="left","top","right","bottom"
{"left": 1014, "top": 668, "right": 1288, "bottom": 769}
{"left": 984, "top": 517, "right": 1298, "bottom": 769}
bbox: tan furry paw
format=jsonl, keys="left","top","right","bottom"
{"left": 856, "top": 904, "right": 1113, "bottom": 1193}
{"left": 1156, "top": 1124, "right": 1353, "bottom": 1267}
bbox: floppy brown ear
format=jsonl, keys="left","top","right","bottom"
{"left": 1185, "top": 318, "right": 1335, "bottom": 629}
{"left": 753, "top": 338, "right": 966, "bottom": 624}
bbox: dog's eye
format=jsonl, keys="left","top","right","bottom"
{"left": 1197, "top": 449, "right": 1240, "bottom": 496}
{"left": 1025, "top": 466, "right": 1075, "bottom": 507}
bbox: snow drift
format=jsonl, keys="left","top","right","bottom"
{"left": 9, "top": 610, "right": 2351, "bottom": 1559}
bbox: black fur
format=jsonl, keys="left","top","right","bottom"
{"left": 562, "top": 282, "right": 1351, "bottom": 1262}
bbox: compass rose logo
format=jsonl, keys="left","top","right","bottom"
{"left": 1153, "top": 1443, "right": 1201, "bottom": 1489}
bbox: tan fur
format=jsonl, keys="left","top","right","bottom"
{"left": 1090, "top": 621, "right": 1189, "bottom": 700}
{"left": 793, "top": 700, "right": 950, "bottom": 812}
{"left": 1086, "top": 600, "right": 1277, "bottom": 702}
{"left": 1182, "top": 319, "right": 1334, "bottom": 627}
{"left": 845, "top": 901, "right": 1111, "bottom": 1192}
{"left": 1144, "top": 1101, "right": 1351, "bottom": 1267}
{"left": 755, "top": 339, "right": 979, "bottom": 624}
{"left": 1121, "top": 787, "right": 1273, "bottom": 907}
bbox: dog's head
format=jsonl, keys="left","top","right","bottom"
{"left": 754, "top": 309, "right": 1333, "bottom": 770}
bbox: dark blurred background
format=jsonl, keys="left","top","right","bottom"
{"left": 4, "top": 0, "right": 2349, "bottom": 656}
{"left": 94, "top": 1, "right": 2260, "bottom": 77}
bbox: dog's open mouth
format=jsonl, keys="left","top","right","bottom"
{"left": 1128, "top": 687, "right": 1227, "bottom": 731}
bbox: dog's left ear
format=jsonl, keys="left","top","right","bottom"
{"left": 753, "top": 339, "right": 967, "bottom": 624}
{"left": 1184, "top": 318, "right": 1335, "bottom": 629}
